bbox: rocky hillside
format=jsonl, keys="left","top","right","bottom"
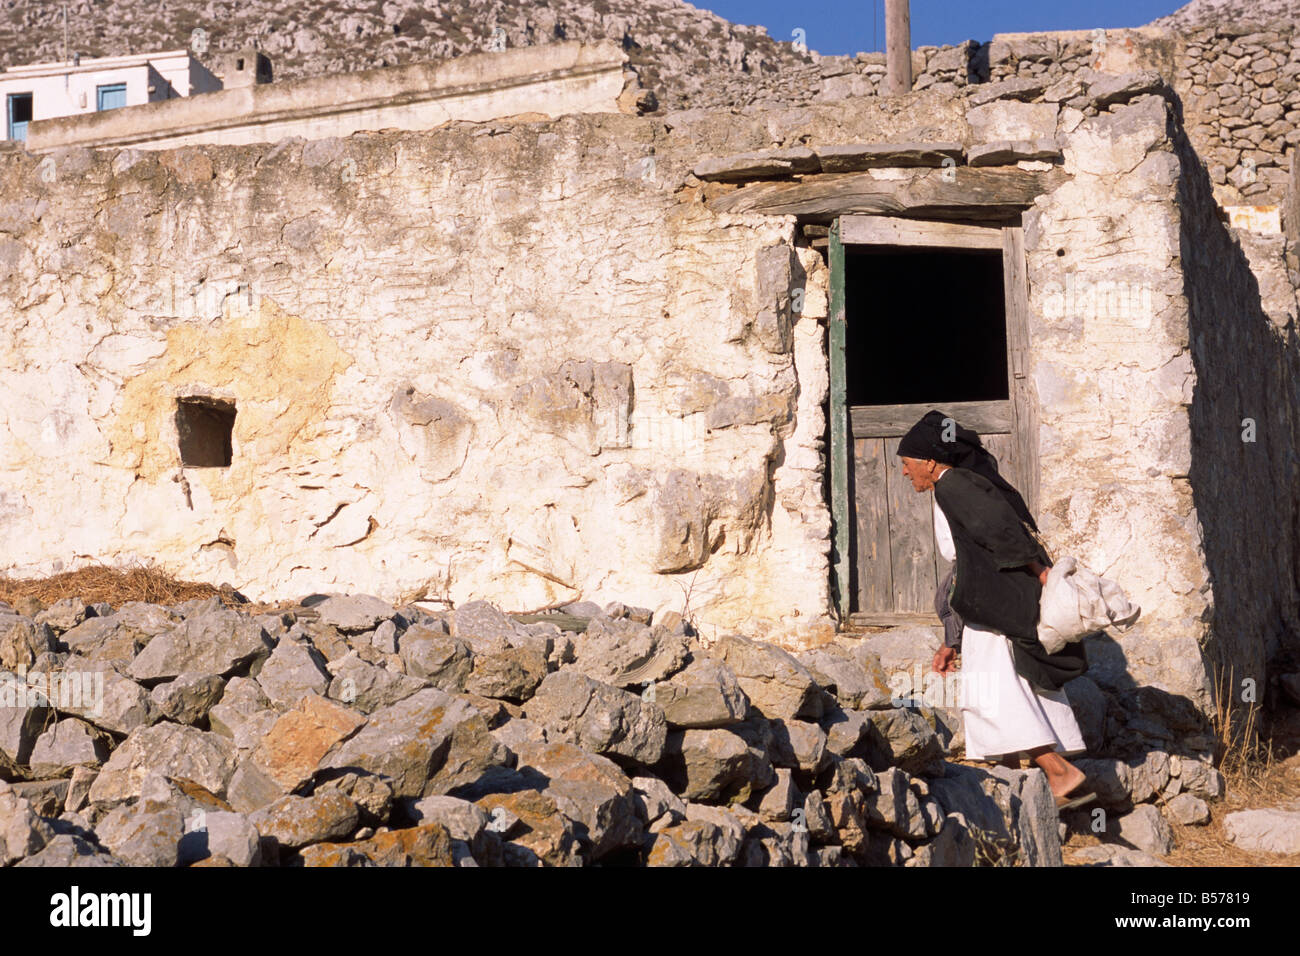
{"left": 0, "top": 0, "right": 824, "bottom": 112}
{"left": 1, "top": 589, "right": 1227, "bottom": 866}
{"left": 1150, "top": 0, "right": 1300, "bottom": 27}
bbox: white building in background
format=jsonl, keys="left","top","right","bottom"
{"left": 1, "top": 49, "right": 224, "bottom": 142}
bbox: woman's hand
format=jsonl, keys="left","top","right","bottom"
{"left": 1028, "top": 560, "right": 1050, "bottom": 586}
{"left": 933, "top": 645, "right": 957, "bottom": 675}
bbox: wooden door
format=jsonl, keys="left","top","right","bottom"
{"left": 827, "top": 216, "right": 1036, "bottom": 625}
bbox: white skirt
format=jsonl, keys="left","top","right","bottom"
{"left": 957, "top": 622, "right": 1087, "bottom": 762}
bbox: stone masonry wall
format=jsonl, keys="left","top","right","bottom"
{"left": 813, "top": 23, "right": 1300, "bottom": 209}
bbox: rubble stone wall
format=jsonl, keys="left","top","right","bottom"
{"left": 815, "top": 23, "right": 1300, "bottom": 209}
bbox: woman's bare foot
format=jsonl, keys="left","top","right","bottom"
{"left": 1026, "top": 746, "right": 1087, "bottom": 799}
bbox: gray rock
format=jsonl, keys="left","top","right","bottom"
{"left": 34, "top": 598, "right": 89, "bottom": 633}
{"left": 1074, "top": 757, "right": 1134, "bottom": 808}
{"left": 654, "top": 657, "right": 748, "bottom": 728}
{"left": 63, "top": 767, "right": 97, "bottom": 813}
{"left": 128, "top": 607, "right": 272, "bottom": 682}
{"left": 516, "top": 740, "right": 644, "bottom": 862}
{"left": 489, "top": 716, "right": 548, "bottom": 753}
{"left": 663, "top": 727, "right": 774, "bottom": 804}
{"left": 0, "top": 782, "right": 50, "bottom": 864}
{"left": 811, "top": 142, "right": 963, "bottom": 172}
{"left": 88, "top": 723, "right": 237, "bottom": 807}
{"left": 1126, "top": 750, "right": 1171, "bottom": 804}
{"left": 0, "top": 672, "right": 49, "bottom": 763}
{"left": 631, "top": 775, "right": 687, "bottom": 826}
{"left": 1072, "top": 844, "right": 1171, "bottom": 867}
{"left": 1178, "top": 758, "right": 1225, "bottom": 800}
{"left": 693, "top": 147, "right": 819, "bottom": 181}
{"left": 851, "top": 626, "right": 941, "bottom": 680}
{"left": 28, "top": 719, "right": 109, "bottom": 769}
{"left": 14, "top": 833, "right": 120, "bottom": 867}
{"left": 398, "top": 624, "right": 473, "bottom": 689}
{"left": 312, "top": 594, "right": 396, "bottom": 633}
{"left": 149, "top": 672, "right": 226, "bottom": 725}
{"left": 407, "top": 794, "right": 488, "bottom": 841}
{"left": 0, "top": 615, "right": 56, "bottom": 671}
{"left": 1224, "top": 808, "right": 1300, "bottom": 854}
{"left": 250, "top": 791, "right": 359, "bottom": 850}
{"left": 1165, "top": 793, "right": 1210, "bottom": 826}
{"left": 321, "top": 688, "right": 494, "bottom": 799}
{"left": 968, "top": 76, "right": 1049, "bottom": 106}
{"left": 58, "top": 655, "right": 159, "bottom": 736}
{"left": 866, "top": 767, "right": 928, "bottom": 840}
{"left": 754, "top": 767, "right": 798, "bottom": 823}
{"left": 908, "top": 812, "right": 977, "bottom": 867}
{"left": 370, "top": 619, "right": 399, "bottom": 654}
{"left": 208, "top": 677, "right": 279, "bottom": 752}
{"left": 930, "top": 763, "right": 1015, "bottom": 850}
{"left": 991, "top": 766, "right": 1063, "bottom": 866}
{"left": 256, "top": 639, "right": 331, "bottom": 710}
{"left": 714, "top": 634, "right": 823, "bottom": 720}
{"left": 566, "top": 615, "right": 689, "bottom": 690}
{"left": 202, "top": 810, "right": 262, "bottom": 866}
{"left": 326, "top": 652, "right": 427, "bottom": 713}
{"left": 94, "top": 803, "right": 185, "bottom": 866}
{"left": 1088, "top": 70, "right": 1167, "bottom": 108}
{"left": 967, "top": 139, "right": 1063, "bottom": 166}
{"left": 9, "top": 778, "right": 69, "bottom": 817}
{"left": 798, "top": 645, "right": 893, "bottom": 710}
{"left": 768, "top": 718, "right": 829, "bottom": 774}
{"left": 802, "top": 789, "right": 836, "bottom": 843}
{"left": 525, "top": 669, "right": 667, "bottom": 765}
{"left": 1116, "top": 803, "right": 1174, "bottom": 856}
{"left": 225, "top": 761, "right": 287, "bottom": 815}
{"left": 820, "top": 706, "right": 872, "bottom": 758}
{"left": 967, "top": 100, "right": 1059, "bottom": 144}
{"left": 864, "top": 706, "right": 944, "bottom": 775}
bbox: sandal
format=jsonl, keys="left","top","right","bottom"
{"left": 1055, "top": 790, "right": 1097, "bottom": 811}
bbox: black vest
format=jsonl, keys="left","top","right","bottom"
{"left": 934, "top": 467, "right": 1087, "bottom": 692}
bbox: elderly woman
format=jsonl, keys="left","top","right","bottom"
{"left": 896, "top": 411, "right": 1095, "bottom": 810}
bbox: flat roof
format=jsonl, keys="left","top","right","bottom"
{"left": 0, "top": 49, "right": 192, "bottom": 79}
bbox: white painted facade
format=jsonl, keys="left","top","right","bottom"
{"left": 1, "top": 50, "right": 220, "bottom": 141}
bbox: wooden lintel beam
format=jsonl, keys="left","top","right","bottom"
{"left": 708, "top": 166, "right": 1069, "bottom": 223}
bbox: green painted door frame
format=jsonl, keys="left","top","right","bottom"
{"left": 828, "top": 218, "right": 851, "bottom": 619}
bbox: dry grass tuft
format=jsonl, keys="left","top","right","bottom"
{"left": 0, "top": 562, "right": 227, "bottom": 611}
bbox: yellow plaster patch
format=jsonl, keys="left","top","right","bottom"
{"left": 109, "top": 296, "right": 353, "bottom": 484}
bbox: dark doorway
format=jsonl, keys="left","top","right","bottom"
{"left": 845, "top": 247, "right": 1008, "bottom": 407}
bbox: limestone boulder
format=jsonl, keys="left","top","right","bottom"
{"left": 524, "top": 669, "right": 667, "bottom": 765}
{"left": 149, "top": 672, "right": 226, "bottom": 725}
{"left": 88, "top": 724, "right": 238, "bottom": 807}
{"left": 654, "top": 656, "right": 748, "bottom": 728}
{"left": 127, "top": 607, "right": 273, "bottom": 683}
{"left": 714, "top": 634, "right": 823, "bottom": 720}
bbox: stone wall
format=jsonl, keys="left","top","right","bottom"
{"left": 813, "top": 23, "right": 1300, "bottom": 210}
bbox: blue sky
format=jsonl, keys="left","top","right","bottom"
{"left": 697, "top": 0, "right": 1189, "bottom": 56}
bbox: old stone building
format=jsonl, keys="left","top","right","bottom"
{"left": 2, "top": 14, "right": 1298, "bottom": 743}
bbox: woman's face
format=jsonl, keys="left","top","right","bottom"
{"left": 900, "top": 456, "right": 939, "bottom": 492}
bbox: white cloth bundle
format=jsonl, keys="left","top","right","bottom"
{"left": 1036, "top": 556, "right": 1141, "bottom": 654}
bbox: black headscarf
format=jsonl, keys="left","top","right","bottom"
{"left": 896, "top": 410, "right": 1038, "bottom": 532}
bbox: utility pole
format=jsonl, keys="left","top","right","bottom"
{"left": 885, "top": 0, "right": 912, "bottom": 96}
{"left": 63, "top": 4, "right": 69, "bottom": 64}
